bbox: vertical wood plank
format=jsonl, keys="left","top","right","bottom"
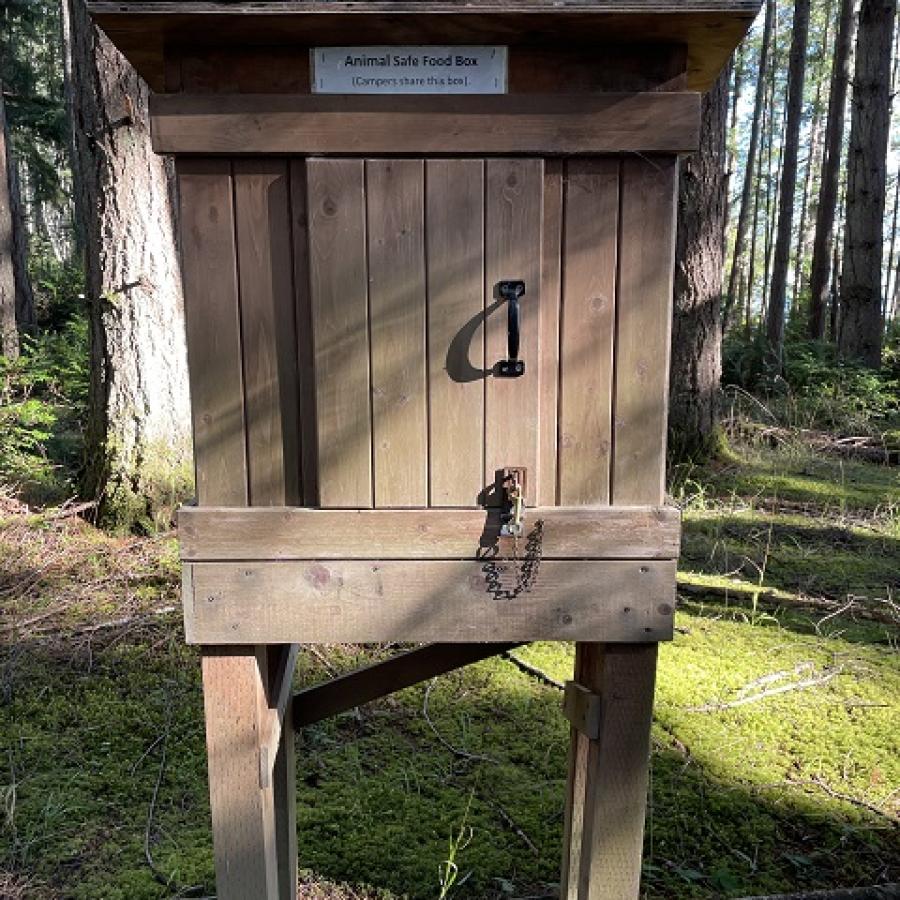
{"left": 176, "top": 159, "right": 247, "bottom": 507}
{"left": 537, "top": 159, "right": 563, "bottom": 507}
{"left": 307, "top": 159, "right": 372, "bottom": 508}
{"left": 289, "top": 160, "right": 319, "bottom": 507}
{"left": 202, "top": 646, "right": 280, "bottom": 900}
{"left": 233, "top": 159, "right": 300, "bottom": 507}
{"left": 485, "top": 159, "right": 544, "bottom": 500}
{"left": 426, "top": 159, "right": 485, "bottom": 507}
{"left": 366, "top": 159, "right": 428, "bottom": 507}
{"left": 613, "top": 155, "right": 678, "bottom": 506}
{"left": 558, "top": 159, "right": 619, "bottom": 506}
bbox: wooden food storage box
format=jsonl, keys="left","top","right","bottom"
{"left": 87, "top": 3, "right": 759, "bottom": 898}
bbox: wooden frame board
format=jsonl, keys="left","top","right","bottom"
{"left": 179, "top": 505, "right": 681, "bottom": 561}
{"left": 183, "top": 558, "right": 676, "bottom": 643}
{"left": 150, "top": 93, "right": 700, "bottom": 155}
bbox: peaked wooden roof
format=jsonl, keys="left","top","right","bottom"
{"left": 87, "top": 1, "right": 762, "bottom": 92}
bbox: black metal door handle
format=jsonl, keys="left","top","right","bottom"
{"left": 497, "top": 280, "right": 525, "bottom": 378}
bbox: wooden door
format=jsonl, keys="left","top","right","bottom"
{"left": 179, "top": 155, "right": 676, "bottom": 514}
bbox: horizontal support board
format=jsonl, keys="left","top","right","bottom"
{"left": 150, "top": 93, "right": 700, "bottom": 155}
{"left": 178, "top": 505, "right": 681, "bottom": 561}
{"left": 183, "top": 559, "right": 676, "bottom": 643}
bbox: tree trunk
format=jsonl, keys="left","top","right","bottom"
{"left": 725, "top": 0, "right": 775, "bottom": 328}
{"left": 64, "top": 0, "right": 191, "bottom": 529}
{"left": 809, "top": 0, "right": 857, "bottom": 340}
{"left": 793, "top": 6, "right": 833, "bottom": 316}
{"left": 669, "top": 66, "right": 730, "bottom": 461}
{"left": 838, "top": 0, "right": 896, "bottom": 367}
{"left": 0, "top": 88, "right": 35, "bottom": 359}
{"left": 766, "top": 0, "right": 812, "bottom": 368}
{"left": 0, "top": 90, "right": 19, "bottom": 359}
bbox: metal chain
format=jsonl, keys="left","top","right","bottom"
{"left": 482, "top": 519, "right": 544, "bottom": 602}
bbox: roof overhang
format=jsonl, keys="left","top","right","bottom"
{"left": 87, "top": 1, "right": 762, "bottom": 92}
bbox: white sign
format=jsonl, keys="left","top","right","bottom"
{"left": 311, "top": 46, "right": 508, "bottom": 95}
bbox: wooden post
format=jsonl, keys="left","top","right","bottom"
{"left": 202, "top": 646, "right": 281, "bottom": 900}
{"left": 560, "top": 643, "right": 658, "bottom": 898}
{"left": 273, "top": 693, "right": 298, "bottom": 900}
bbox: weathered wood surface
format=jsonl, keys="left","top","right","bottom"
{"left": 89, "top": 4, "right": 759, "bottom": 93}
{"left": 558, "top": 158, "right": 619, "bottom": 506}
{"left": 178, "top": 506, "right": 682, "bottom": 561}
{"left": 537, "top": 159, "right": 563, "bottom": 506}
{"left": 366, "top": 160, "right": 428, "bottom": 507}
{"left": 201, "top": 647, "right": 282, "bottom": 900}
{"left": 233, "top": 160, "right": 300, "bottom": 507}
{"left": 294, "top": 642, "right": 524, "bottom": 727}
{"left": 150, "top": 93, "right": 701, "bottom": 155}
{"left": 484, "top": 159, "right": 544, "bottom": 499}
{"left": 561, "top": 643, "right": 659, "bottom": 898}
{"left": 90, "top": 2, "right": 762, "bottom": 11}
{"left": 425, "top": 159, "right": 485, "bottom": 507}
{"left": 306, "top": 159, "right": 372, "bottom": 508}
{"left": 288, "top": 160, "right": 319, "bottom": 506}
{"left": 176, "top": 160, "right": 247, "bottom": 507}
{"left": 613, "top": 156, "right": 678, "bottom": 506}
{"left": 184, "top": 559, "right": 676, "bottom": 644}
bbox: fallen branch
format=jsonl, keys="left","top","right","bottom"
{"left": 786, "top": 774, "right": 900, "bottom": 827}
{"left": 488, "top": 798, "right": 539, "bottom": 856}
{"left": 422, "top": 679, "right": 497, "bottom": 765}
{"left": 501, "top": 650, "right": 565, "bottom": 691}
{"left": 685, "top": 666, "right": 843, "bottom": 712}
{"left": 677, "top": 581, "right": 900, "bottom": 628}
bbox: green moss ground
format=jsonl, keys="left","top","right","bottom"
{"left": 0, "top": 441, "right": 897, "bottom": 898}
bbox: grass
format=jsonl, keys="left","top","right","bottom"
{"left": 0, "top": 435, "right": 898, "bottom": 899}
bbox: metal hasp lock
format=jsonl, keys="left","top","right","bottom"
{"left": 499, "top": 467, "right": 527, "bottom": 538}
{"left": 497, "top": 280, "right": 525, "bottom": 378}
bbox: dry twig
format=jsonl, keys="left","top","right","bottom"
{"left": 685, "top": 665, "right": 844, "bottom": 712}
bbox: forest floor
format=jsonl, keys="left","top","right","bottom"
{"left": 0, "top": 430, "right": 898, "bottom": 899}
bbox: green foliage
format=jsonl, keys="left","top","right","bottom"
{"left": 1, "top": 0, "right": 69, "bottom": 206}
{"left": 28, "top": 241, "right": 85, "bottom": 328}
{"left": 723, "top": 332, "right": 900, "bottom": 437}
{"left": 0, "top": 318, "right": 88, "bottom": 504}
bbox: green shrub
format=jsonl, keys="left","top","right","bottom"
{"left": 723, "top": 332, "right": 900, "bottom": 437}
{"left": 0, "top": 316, "right": 89, "bottom": 503}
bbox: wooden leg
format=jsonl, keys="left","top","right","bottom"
{"left": 273, "top": 666, "right": 298, "bottom": 900}
{"left": 560, "top": 643, "right": 658, "bottom": 900}
{"left": 202, "top": 645, "right": 284, "bottom": 900}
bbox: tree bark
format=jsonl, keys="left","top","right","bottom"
{"left": 64, "top": 0, "right": 191, "bottom": 528}
{"left": 838, "top": 0, "right": 896, "bottom": 367}
{"left": 809, "top": 0, "right": 857, "bottom": 340}
{"left": 766, "top": 0, "right": 812, "bottom": 368}
{"left": 0, "top": 88, "right": 35, "bottom": 359}
{"left": 0, "top": 89, "right": 19, "bottom": 360}
{"left": 669, "top": 66, "right": 730, "bottom": 461}
{"left": 725, "top": 0, "right": 775, "bottom": 328}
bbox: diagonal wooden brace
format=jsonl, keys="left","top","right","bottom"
{"left": 293, "top": 642, "right": 525, "bottom": 728}
{"left": 259, "top": 643, "right": 299, "bottom": 789}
